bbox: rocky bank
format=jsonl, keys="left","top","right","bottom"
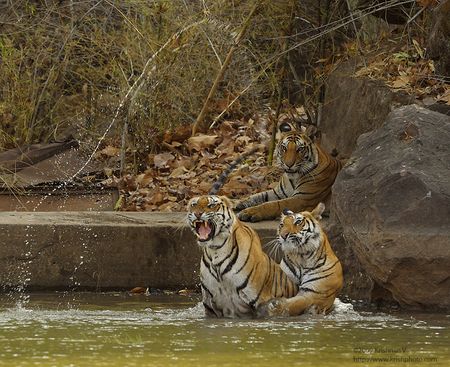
{"left": 332, "top": 105, "right": 450, "bottom": 311}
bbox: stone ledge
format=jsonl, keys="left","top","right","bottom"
{"left": 0, "top": 212, "right": 279, "bottom": 291}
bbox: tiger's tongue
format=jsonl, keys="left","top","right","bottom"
{"left": 198, "top": 222, "right": 212, "bottom": 240}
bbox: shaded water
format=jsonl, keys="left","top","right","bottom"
{"left": 0, "top": 293, "right": 448, "bottom": 367}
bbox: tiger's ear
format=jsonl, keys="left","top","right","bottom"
{"left": 282, "top": 208, "right": 294, "bottom": 216}
{"left": 219, "top": 195, "right": 233, "bottom": 208}
{"left": 304, "top": 125, "right": 321, "bottom": 142}
{"left": 311, "top": 202, "right": 325, "bottom": 220}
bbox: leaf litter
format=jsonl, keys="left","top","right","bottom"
{"left": 101, "top": 113, "right": 280, "bottom": 212}
{"left": 354, "top": 40, "right": 449, "bottom": 104}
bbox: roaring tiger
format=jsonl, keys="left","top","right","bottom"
{"left": 187, "top": 195, "right": 298, "bottom": 318}
{"left": 257, "top": 203, "right": 343, "bottom": 317}
{"left": 236, "top": 120, "right": 342, "bottom": 222}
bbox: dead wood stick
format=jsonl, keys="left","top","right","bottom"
{"left": 191, "top": 1, "right": 261, "bottom": 136}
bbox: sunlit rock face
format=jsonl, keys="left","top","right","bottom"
{"left": 332, "top": 105, "right": 450, "bottom": 311}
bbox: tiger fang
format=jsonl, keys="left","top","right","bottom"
{"left": 194, "top": 220, "right": 215, "bottom": 242}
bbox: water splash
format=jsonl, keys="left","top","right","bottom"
{"left": 8, "top": 225, "right": 35, "bottom": 308}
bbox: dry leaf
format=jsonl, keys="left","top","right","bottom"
{"left": 114, "top": 112, "right": 274, "bottom": 211}
{"left": 163, "top": 124, "right": 191, "bottom": 144}
{"left": 198, "top": 181, "right": 212, "bottom": 193}
{"left": 417, "top": 0, "right": 437, "bottom": 7}
{"left": 187, "top": 134, "right": 220, "bottom": 152}
{"left": 219, "top": 120, "right": 235, "bottom": 134}
{"left": 149, "top": 192, "right": 165, "bottom": 205}
{"left": 99, "top": 145, "right": 121, "bottom": 157}
{"left": 135, "top": 173, "right": 153, "bottom": 187}
{"left": 438, "top": 89, "right": 450, "bottom": 105}
{"left": 159, "top": 202, "right": 179, "bottom": 211}
{"left": 216, "top": 136, "right": 235, "bottom": 156}
{"left": 391, "top": 76, "right": 410, "bottom": 89}
{"left": 235, "top": 135, "right": 251, "bottom": 147}
{"left": 129, "top": 287, "right": 147, "bottom": 294}
{"left": 169, "top": 166, "right": 189, "bottom": 178}
{"left": 173, "top": 157, "right": 194, "bottom": 170}
{"left": 154, "top": 152, "right": 175, "bottom": 168}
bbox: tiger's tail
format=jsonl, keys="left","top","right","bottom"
{"left": 209, "top": 145, "right": 262, "bottom": 195}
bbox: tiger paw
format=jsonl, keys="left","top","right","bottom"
{"left": 257, "top": 298, "right": 289, "bottom": 318}
{"left": 237, "top": 207, "right": 264, "bottom": 222}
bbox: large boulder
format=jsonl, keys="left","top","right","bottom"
{"left": 332, "top": 104, "right": 450, "bottom": 311}
{"left": 320, "top": 60, "right": 414, "bottom": 159}
{"left": 325, "top": 219, "right": 375, "bottom": 303}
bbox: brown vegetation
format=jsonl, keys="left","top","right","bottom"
{"left": 0, "top": 0, "right": 352, "bottom": 152}
{"left": 1, "top": 1, "right": 448, "bottom": 211}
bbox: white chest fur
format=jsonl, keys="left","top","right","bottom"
{"left": 200, "top": 235, "right": 257, "bottom": 318}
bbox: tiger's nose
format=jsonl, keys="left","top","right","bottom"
{"left": 280, "top": 229, "right": 290, "bottom": 240}
{"left": 194, "top": 212, "right": 203, "bottom": 219}
{"left": 283, "top": 142, "right": 297, "bottom": 168}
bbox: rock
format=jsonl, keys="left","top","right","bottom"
{"left": 0, "top": 212, "right": 289, "bottom": 292}
{"left": 427, "top": 0, "right": 450, "bottom": 76}
{"left": 332, "top": 104, "right": 450, "bottom": 311}
{"left": 0, "top": 209, "right": 378, "bottom": 302}
{"left": 320, "top": 59, "right": 415, "bottom": 158}
{"left": 324, "top": 219, "right": 375, "bottom": 303}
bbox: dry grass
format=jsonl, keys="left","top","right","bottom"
{"left": 0, "top": 1, "right": 354, "bottom": 152}
{"left": 0, "top": 0, "right": 427, "bottom": 161}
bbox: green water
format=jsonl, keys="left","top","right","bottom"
{"left": 0, "top": 293, "right": 448, "bottom": 367}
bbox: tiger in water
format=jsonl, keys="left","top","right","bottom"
{"left": 257, "top": 203, "right": 343, "bottom": 317}
{"left": 187, "top": 195, "right": 298, "bottom": 318}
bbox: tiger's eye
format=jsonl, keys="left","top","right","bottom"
{"left": 294, "top": 218, "right": 304, "bottom": 225}
{"left": 279, "top": 122, "right": 292, "bottom": 132}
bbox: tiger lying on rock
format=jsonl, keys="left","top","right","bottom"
{"left": 236, "top": 121, "right": 342, "bottom": 222}
{"left": 257, "top": 203, "right": 343, "bottom": 317}
{"left": 187, "top": 195, "right": 298, "bottom": 318}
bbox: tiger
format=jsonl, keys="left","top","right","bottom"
{"left": 187, "top": 195, "right": 298, "bottom": 318}
{"left": 257, "top": 203, "right": 343, "bottom": 317}
{"left": 235, "top": 120, "right": 342, "bottom": 222}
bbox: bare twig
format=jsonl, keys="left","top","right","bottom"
{"left": 267, "top": 1, "right": 295, "bottom": 166}
{"left": 209, "top": 83, "right": 252, "bottom": 129}
{"left": 71, "top": 19, "right": 206, "bottom": 180}
{"left": 191, "top": 1, "right": 262, "bottom": 136}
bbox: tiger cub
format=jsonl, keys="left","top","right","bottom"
{"left": 187, "top": 195, "right": 298, "bottom": 318}
{"left": 257, "top": 203, "right": 343, "bottom": 316}
{"left": 236, "top": 120, "right": 342, "bottom": 222}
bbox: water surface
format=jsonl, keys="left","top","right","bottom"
{"left": 0, "top": 293, "right": 448, "bottom": 367}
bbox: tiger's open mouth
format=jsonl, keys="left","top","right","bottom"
{"left": 193, "top": 220, "right": 215, "bottom": 242}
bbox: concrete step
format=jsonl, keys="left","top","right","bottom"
{"left": 0, "top": 212, "right": 278, "bottom": 291}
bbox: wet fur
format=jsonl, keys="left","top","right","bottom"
{"left": 187, "top": 195, "right": 298, "bottom": 318}
{"left": 257, "top": 203, "right": 343, "bottom": 317}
